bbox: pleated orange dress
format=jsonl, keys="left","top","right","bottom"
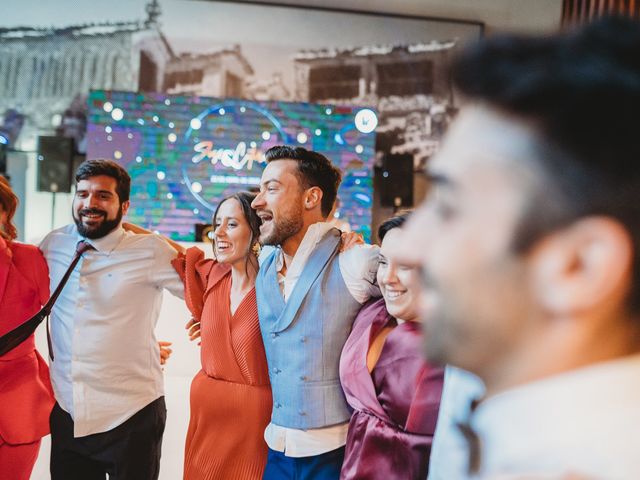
{"left": 173, "top": 247, "right": 272, "bottom": 480}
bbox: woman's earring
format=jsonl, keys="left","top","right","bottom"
{"left": 252, "top": 242, "right": 261, "bottom": 258}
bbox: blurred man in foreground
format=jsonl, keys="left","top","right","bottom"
{"left": 396, "top": 16, "right": 640, "bottom": 479}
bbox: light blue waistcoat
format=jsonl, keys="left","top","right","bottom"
{"left": 256, "top": 228, "right": 362, "bottom": 429}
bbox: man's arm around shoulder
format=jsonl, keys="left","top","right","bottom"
{"left": 339, "top": 243, "right": 380, "bottom": 303}
{"left": 148, "top": 234, "right": 185, "bottom": 299}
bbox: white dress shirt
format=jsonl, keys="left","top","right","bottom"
{"left": 40, "top": 224, "right": 184, "bottom": 437}
{"left": 471, "top": 354, "right": 640, "bottom": 479}
{"left": 263, "top": 222, "right": 379, "bottom": 457}
{"left": 428, "top": 366, "right": 485, "bottom": 480}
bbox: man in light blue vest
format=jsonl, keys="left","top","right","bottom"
{"left": 252, "top": 145, "right": 379, "bottom": 479}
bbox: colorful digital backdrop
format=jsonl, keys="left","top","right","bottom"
{"left": 86, "top": 90, "right": 377, "bottom": 240}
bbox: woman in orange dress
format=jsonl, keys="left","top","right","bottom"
{"left": 172, "top": 191, "right": 272, "bottom": 480}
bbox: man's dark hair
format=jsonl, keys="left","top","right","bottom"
{"left": 378, "top": 213, "right": 409, "bottom": 243}
{"left": 451, "top": 16, "right": 640, "bottom": 313}
{"left": 264, "top": 145, "right": 342, "bottom": 217}
{"left": 75, "top": 159, "right": 131, "bottom": 203}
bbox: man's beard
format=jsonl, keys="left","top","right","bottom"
{"left": 260, "top": 206, "right": 303, "bottom": 246}
{"left": 74, "top": 207, "right": 123, "bottom": 239}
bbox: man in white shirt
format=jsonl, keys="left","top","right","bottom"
{"left": 251, "top": 146, "right": 378, "bottom": 479}
{"left": 395, "top": 17, "right": 640, "bottom": 479}
{"left": 40, "top": 159, "right": 183, "bottom": 480}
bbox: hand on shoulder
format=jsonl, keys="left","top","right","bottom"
{"left": 339, "top": 231, "right": 364, "bottom": 253}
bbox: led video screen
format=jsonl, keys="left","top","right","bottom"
{"left": 86, "top": 90, "right": 376, "bottom": 241}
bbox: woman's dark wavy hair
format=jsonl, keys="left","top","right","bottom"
{"left": 451, "top": 15, "right": 640, "bottom": 313}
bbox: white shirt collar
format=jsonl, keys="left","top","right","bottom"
{"left": 75, "top": 223, "right": 125, "bottom": 253}
{"left": 275, "top": 222, "right": 334, "bottom": 273}
{"left": 274, "top": 222, "right": 336, "bottom": 301}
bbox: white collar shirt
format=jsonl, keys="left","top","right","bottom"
{"left": 39, "top": 224, "right": 184, "bottom": 437}
{"left": 471, "top": 354, "right": 640, "bottom": 479}
{"left": 428, "top": 366, "right": 485, "bottom": 480}
{"left": 263, "top": 222, "right": 380, "bottom": 457}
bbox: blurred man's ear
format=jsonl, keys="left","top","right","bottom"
{"left": 530, "top": 216, "right": 633, "bottom": 317}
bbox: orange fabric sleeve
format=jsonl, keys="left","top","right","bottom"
{"left": 171, "top": 246, "right": 214, "bottom": 320}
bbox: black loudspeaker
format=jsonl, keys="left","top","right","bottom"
{"left": 37, "top": 136, "right": 74, "bottom": 193}
{"left": 379, "top": 153, "right": 414, "bottom": 208}
{"left": 194, "top": 223, "right": 214, "bottom": 243}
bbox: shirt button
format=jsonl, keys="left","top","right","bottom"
{"left": 271, "top": 332, "right": 278, "bottom": 339}
{"left": 273, "top": 367, "right": 281, "bottom": 374}
{"left": 275, "top": 402, "right": 282, "bottom": 409}
{"left": 298, "top": 410, "right": 306, "bottom": 416}
{"left": 300, "top": 375, "right": 307, "bottom": 381}
{"left": 300, "top": 336, "right": 306, "bottom": 343}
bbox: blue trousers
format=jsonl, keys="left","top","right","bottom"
{"left": 262, "top": 446, "right": 345, "bottom": 480}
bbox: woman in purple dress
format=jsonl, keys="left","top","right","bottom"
{"left": 339, "top": 214, "right": 445, "bottom": 479}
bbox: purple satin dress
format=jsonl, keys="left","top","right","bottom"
{"left": 339, "top": 298, "right": 445, "bottom": 480}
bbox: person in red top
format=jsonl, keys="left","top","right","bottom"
{"left": 0, "top": 176, "right": 55, "bottom": 480}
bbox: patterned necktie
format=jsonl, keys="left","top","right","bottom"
{"left": 75, "top": 240, "right": 95, "bottom": 255}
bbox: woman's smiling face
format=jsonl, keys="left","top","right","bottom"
{"left": 213, "top": 198, "right": 253, "bottom": 265}
{"left": 377, "top": 227, "right": 420, "bottom": 323}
